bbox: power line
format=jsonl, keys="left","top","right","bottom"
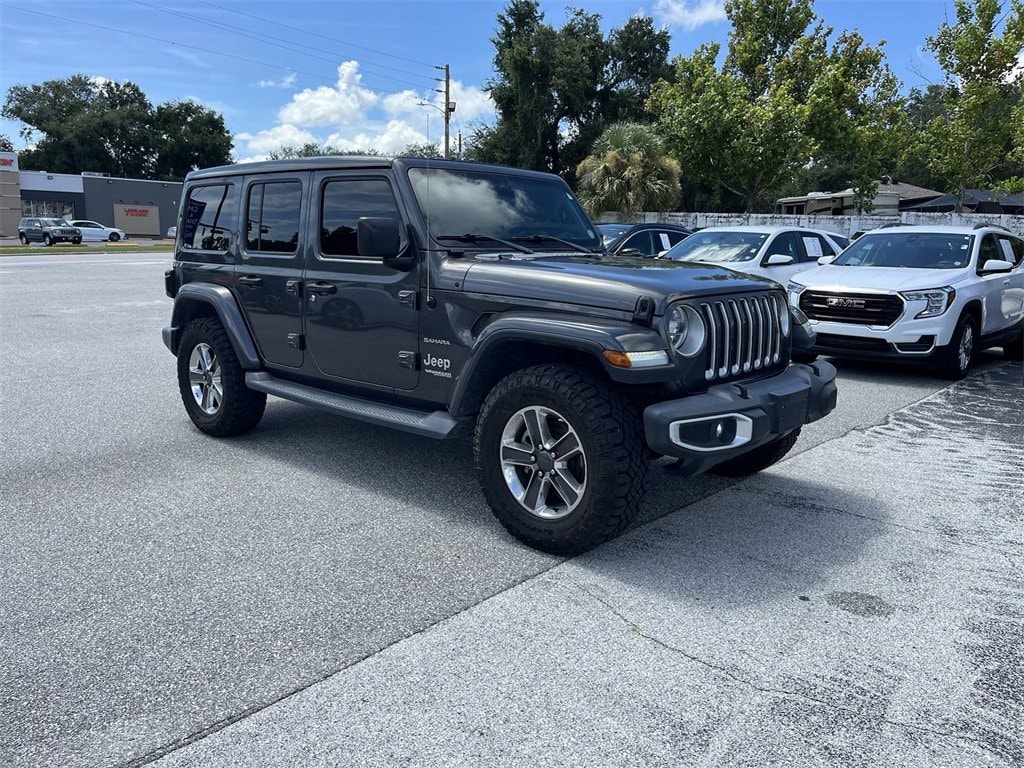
{"left": 128, "top": 0, "right": 433, "bottom": 90}
{"left": 202, "top": 0, "right": 436, "bottom": 69}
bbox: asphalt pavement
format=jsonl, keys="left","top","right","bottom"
{"left": 1, "top": 252, "right": 1020, "bottom": 767}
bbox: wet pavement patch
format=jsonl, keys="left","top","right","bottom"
{"left": 826, "top": 591, "right": 896, "bottom": 618}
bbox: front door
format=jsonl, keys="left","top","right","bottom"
{"left": 302, "top": 172, "right": 420, "bottom": 391}
{"left": 235, "top": 175, "right": 306, "bottom": 368}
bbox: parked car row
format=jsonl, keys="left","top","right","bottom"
{"left": 641, "top": 221, "right": 1023, "bottom": 379}
{"left": 17, "top": 217, "right": 127, "bottom": 245}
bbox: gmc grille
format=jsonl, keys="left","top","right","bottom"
{"left": 694, "top": 294, "right": 786, "bottom": 382}
{"left": 800, "top": 291, "right": 903, "bottom": 326}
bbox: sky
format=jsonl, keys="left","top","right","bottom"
{"left": 0, "top": 0, "right": 1019, "bottom": 165}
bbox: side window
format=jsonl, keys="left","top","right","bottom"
{"left": 620, "top": 231, "right": 653, "bottom": 255}
{"left": 182, "top": 183, "right": 237, "bottom": 252}
{"left": 320, "top": 178, "right": 402, "bottom": 258}
{"left": 768, "top": 232, "right": 800, "bottom": 260}
{"left": 996, "top": 236, "right": 1023, "bottom": 266}
{"left": 978, "top": 234, "right": 1002, "bottom": 271}
{"left": 246, "top": 181, "right": 301, "bottom": 254}
{"left": 663, "top": 231, "right": 687, "bottom": 250}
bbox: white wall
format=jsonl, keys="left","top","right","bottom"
{"left": 616, "top": 211, "right": 1024, "bottom": 237}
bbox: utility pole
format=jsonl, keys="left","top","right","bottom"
{"left": 434, "top": 64, "right": 456, "bottom": 159}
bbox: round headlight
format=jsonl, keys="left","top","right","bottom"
{"left": 667, "top": 304, "right": 706, "bottom": 357}
{"left": 775, "top": 294, "right": 791, "bottom": 336}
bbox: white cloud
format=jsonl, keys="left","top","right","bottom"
{"left": 654, "top": 0, "right": 727, "bottom": 31}
{"left": 1009, "top": 51, "right": 1024, "bottom": 84}
{"left": 381, "top": 80, "right": 494, "bottom": 124}
{"left": 326, "top": 120, "right": 432, "bottom": 154}
{"left": 236, "top": 124, "right": 318, "bottom": 155}
{"left": 278, "top": 61, "right": 379, "bottom": 127}
{"left": 258, "top": 73, "right": 297, "bottom": 89}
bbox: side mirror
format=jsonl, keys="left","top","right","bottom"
{"left": 981, "top": 259, "right": 1013, "bottom": 274}
{"left": 618, "top": 248, "right": 644, "bottom": 257}
{"left": 765, "top": 254, "right": 794, "bottom": 266}
{"left": 817, "top": 255, "right": 836, "bottom": 266}
{"left": 358, "top": 217, "right": 413, "bottom": 271}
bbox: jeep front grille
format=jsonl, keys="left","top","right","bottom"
{"left": 696, "top": 294, "right": 785, "bottom": 382}
{"left": 799, "top": 291, "right": 903, "bottom": 326}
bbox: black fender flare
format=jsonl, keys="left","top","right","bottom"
{"left": 167, "top": 283, "right": 261, "bottom": 369}
{"left": 448, "top": 312, "right": 670, "bottom": 416}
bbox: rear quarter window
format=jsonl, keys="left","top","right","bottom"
{"left": 182, "top": 183, "right": 238, "bottom": 252}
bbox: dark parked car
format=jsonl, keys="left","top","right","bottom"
{"left": 18, "top": 217, "right": 82, "bottom": 246}
{"left": 597, "top": 222, "right": 692, "bottom": 257}
{"left": 162, "top": 157, "right": 836, "bottom": 554}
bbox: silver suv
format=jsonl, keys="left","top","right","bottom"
{"left": 18, "top": 217, "right": 82, "bottom": 246}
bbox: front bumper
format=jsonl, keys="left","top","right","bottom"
{"left": 643, "top": 361, "right": 838, "bottom": 474}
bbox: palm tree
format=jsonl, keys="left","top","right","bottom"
{"left": 575, "top": 123, "right": 681, "bottom": 219}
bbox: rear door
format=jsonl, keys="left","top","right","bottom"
{"left": 302, "top": 171, "right": 420, "bottom": 391}
{"left": 235, "top": 174, "right": 307, "bottom": 369}
{"left": 992, "top": 235, "right": 1024, "bottom": 330}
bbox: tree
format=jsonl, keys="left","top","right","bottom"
{"left": 0, "top": 135, "right": 13, "bottom": 152}
{"left": 649, "top": 0, "right": 899, "bottom": 212}
{"left": 575, "top": 123, "right": 680, "bottom": 218}
{"left": 2, "top": 75, "right": 232, "bottom": 180}
{"left": 265, "top": 142, "right": 440, "bottom": 160}
{"left": 473, "top": 1, "right": 672, "bottom": 180}
{"left": 915, "top": 0, "right": 1024, "bottom": 209}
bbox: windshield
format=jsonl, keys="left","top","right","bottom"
{"left": 596, "top": 223, "right": 631, "bottom": 247}
{"left": 833, "top": 232, "right": 974, "bottom": 269}
{"left": 662, "top": 231, "right": 768, "bottom": 263}
{"left": 42, "top": 218, "right": 70, "bottom": 226}
{"left": 408, "top": 167, "right": 601, "bottom": 251}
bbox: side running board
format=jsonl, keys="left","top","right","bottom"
{"left": 245, "top": 372, "right": 459, "bottom": 439}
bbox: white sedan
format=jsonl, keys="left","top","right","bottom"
{"left": 659, "top": 225, "right": 849, "bottom": 284}
{"left": 68, "top": 220, "right": 128, "bottom": 242}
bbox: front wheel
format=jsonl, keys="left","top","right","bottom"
{"left": 176, "top": 318, "right": 266, "bottom": 437}
{"left": 474, "top": 364, "right": 647, "bottom": 555}
{"left": 108, "top": 232, "right": 121, "bottom": 242}
{"left": 1004, "top": 326, "right": 1024, "bottom": 361}
{"left": 72, "top": 237, "right": 82, "bottom": 245}
{"left": 42, "top": 234, "right": 52, "bottom": 246}
{"left": 935, "top": 314, "right": 975, "bottom": 380}
{"left": 19, "top": 233, "right": 28, "bottom": 245}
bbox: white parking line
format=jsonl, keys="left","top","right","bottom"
{"left": 0, "top": 259, "right": 169, "bottom": 267}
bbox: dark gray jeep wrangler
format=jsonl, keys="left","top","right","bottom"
{"left": 163, "top": 157, "right": 837, "bottom": 554}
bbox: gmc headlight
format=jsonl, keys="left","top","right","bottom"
{"left": 787, "top": 279, "right": 806, "bottom": 297}
{"left": 900, "top": 286, "right": 955, "bottom": 318}
{"left": 666, "top": 304, "right": 706, "bottom": 357}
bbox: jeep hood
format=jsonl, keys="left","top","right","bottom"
{"left": 460, "top": 255, "right": 779, "bottom": 314}
{"left": 796, "top": 265, "right": 971, "bottom": 292}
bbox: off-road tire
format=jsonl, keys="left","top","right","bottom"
{"left": 177, "top": 318, "right": 266, "bottom": 437}
{"left": 474, "top": 364, "right": 647, "bottom": 555}
{"left": 72, "top": 238, "right": 82, "bottom": 245}
{"left": 42, "top": 234, "right": 52, "bottom": 246}
{"left": 710, "top": 429, "right": 801, "bottom": 478}
{"left": 935, "top": 313, "right": 975, "bottom": 380}
{"left": 1004, "top": 326, "right": 1024, "bottom": 361}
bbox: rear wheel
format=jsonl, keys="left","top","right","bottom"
{"left": 176, "top": 318, "right": 266, "bottom": 437}
{"left": 474, "top": 364, "right": 647, "bottom": 555}
{"left": 935, "top": 314, "right": 975, "bottom": 380}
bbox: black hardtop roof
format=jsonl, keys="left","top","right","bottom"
{"left": 185, "top": 156, "right": 564, "bottom": 183}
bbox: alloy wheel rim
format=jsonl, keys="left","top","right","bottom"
{"left": 188, "top": 343, "right": 223, "bottom": 415}
{"left": 959, "top": 325, "right": 973, "bottom": 371}
{"left": 500, "top": 406, "right": 587, "bottom": 520}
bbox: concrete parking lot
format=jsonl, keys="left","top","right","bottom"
{"left": 1, "top": 251, "right": 1021, "bottom": 767}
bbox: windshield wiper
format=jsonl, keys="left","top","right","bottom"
{"left": 508, "top": 234, "right": 595, "bottom": 254}
{"left": 435, "top": 233, "right": 533, "bottom": 254}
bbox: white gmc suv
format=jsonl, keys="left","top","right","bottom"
{"left": 787, "top": 224, "right": 1024, "bottom": 379}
